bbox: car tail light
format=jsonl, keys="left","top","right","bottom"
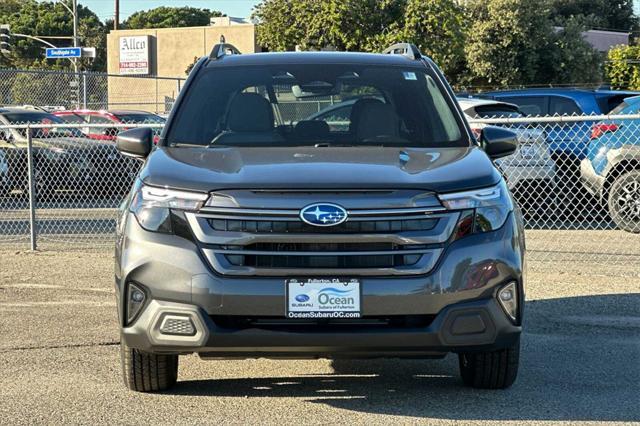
{"left": 591, "top": 123, "right": 618, "bottom": 140}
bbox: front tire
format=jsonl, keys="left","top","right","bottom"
{"left": 608, "top": 170, "right": 640, "bottom": 233}
{"left": 120, "top": 341, "right": 178, "bottom": 392}
{"left": 458, "top": 337, "right": 520, "bottom": 389}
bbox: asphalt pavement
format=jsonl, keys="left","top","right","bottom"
{"left": 0, "top": 249, "right": 639, "bottom": 425}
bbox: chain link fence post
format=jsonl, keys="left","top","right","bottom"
{"left": 26, "top": 125, "right": 37, "bottom": 251}
{"left": 82, "top": 72, "right": 88, "bottom": 109}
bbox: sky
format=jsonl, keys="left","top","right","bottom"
{"left": 78, "top": 0, "right": 261, "bottom": 22}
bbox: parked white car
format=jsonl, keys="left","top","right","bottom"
{"left": 458, "top": 97, "right": 556, "bottom": 212}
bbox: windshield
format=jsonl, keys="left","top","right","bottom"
{"left": 167, "top": 64, "right": 465, "bottom": 147}
{"left": 115, "top": 113, "right": 165, "bottom": 124}
{"left": 4, "top": 112, "right": 85, "bottom": 138}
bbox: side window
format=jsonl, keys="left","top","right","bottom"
{"left": 549, "top": 96, "right": 582, "bottom": 116}
{"left": 88, "top": 115, "right": 116, "bottom": 136}
{"left": 57, "top": 114, "right": 85, "bottom": 124}
{"left": 502, "top": 96, "right": 548, "bottom": 116}
{"left": 89, "top": 115, "right": 114, "bottom": 124}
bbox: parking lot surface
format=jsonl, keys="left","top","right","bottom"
{"left": 1, "top": 244, "right": 639, "bottom": 425}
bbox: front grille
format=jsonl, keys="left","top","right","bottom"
{"left": 223, "top": 242, "right": 422, "bottom": 268}
{"left": 211, "top": 315, "right": 436, "bottom": 330}
{"left": 228, "top": 253, "right": 421, "bottom": 269}
{"left": 186, "top": 195, "right": 456, "bottom": 276}
{"left": 208, "top": 218, "right": 438, "bottom": 233}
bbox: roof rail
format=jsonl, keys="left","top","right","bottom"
{"left": 209, "top": 35, "right": 241, "bottom": 60}
{"left": 382, "top": 43, "right": 422, "bottom": 60}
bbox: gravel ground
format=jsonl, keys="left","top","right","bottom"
{"left": 1, "top": 245, "right": 639, "bottom": 425}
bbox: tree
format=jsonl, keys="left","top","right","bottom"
{"left": 464, "top": 0, "right": 554, "bottom": 86}
{"left": 464, "top": 0, "right": 602, "bottom": 87}
{"left": 123, "top": 7, "right": 224, "bottom": 30}
{"left": 395, "top": 0, "right": 467, "bottom": 80}
{"left": 253, "top": 0, "right": 466, "bottom": 79}
{"left": 185, "top": 56, "right": 199, "bottom": 75}
{"left": 544, "top": 17, "right": 603, "bottom": 85}
{"left": 550, "top": 0, "right": 637, "bottom": 31}
{"left": 0, "top": 0, "right": 107, "bottom": 71}
{"left": 605, "top": 45, "right": 640, "bottom": 90}
{"left": 253, "top": 0, "right": 406, "bottom": 52}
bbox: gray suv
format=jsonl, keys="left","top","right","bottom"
{"left": 115, "top": 43, "right": 525, "bottom": 392}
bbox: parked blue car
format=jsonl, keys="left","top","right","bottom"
{"left": 479, "top": 88, "right": 639, "bottom": 166}
{"left": 580, "top": 95, "right": 640, "bottom": 233}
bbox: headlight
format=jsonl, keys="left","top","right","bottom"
{"left": 130, "top": 182, "right": 208, "bottom": 233}
{"left": 439, "top": 180, "right": 513, "bottom": 235}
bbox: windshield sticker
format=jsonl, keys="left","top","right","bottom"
{"left": 402, "top": 71, "right": 417, "bottom": 80}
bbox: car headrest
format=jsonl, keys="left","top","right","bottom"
{"left": 350, "top": 99, "right": 400, "bottom": 141}
{"left": 293, "top": 120, "right": 330, "bottom": 140}
{"left": 226, "top": 93, "right": 274, "bottom": 132}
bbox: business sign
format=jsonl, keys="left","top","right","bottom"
{"left": 119, "top": 36, "right": 150, "bottom": 75}
{"left": 46, "top": 47, "right": 82, "bottom": 59}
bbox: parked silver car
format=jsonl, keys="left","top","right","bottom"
{"left": 457, "top": 97, "right": 556, "bottom": 212}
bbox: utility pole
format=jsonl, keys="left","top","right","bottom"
{"left": 72, "top": 0, "right": 78, "bottom": 71}
{"left": 114, "top": 0, "right": 119, "bottom": 30}
{"left": 72, "top": 0, "right": 79, "bottom": 108}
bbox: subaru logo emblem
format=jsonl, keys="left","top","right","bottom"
{"left": 300, "top": 203, "right": 348, "bottom": 227}
{"left": 295, "top": 294, "right": 310, "bottom": 303}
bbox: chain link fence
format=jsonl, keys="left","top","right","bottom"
{"left": 0, "top": 69, "right": 184, "bottom": 113}
{"left": 0, "top": 113, "right": 639, "bottom": 264}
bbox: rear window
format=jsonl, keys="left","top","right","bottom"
{"left": 549, "top": 96, "right": 582, "bottom": 116}
{"left": 56, "top": 113, "right": 86, "bottom": 124}
{"left": 501, "top": 96, "right": 548, "bottom": 116}
{"left": 114, "top": 113, "right": 165, "bottom": 124}
{"left": 3, "top": 112, "right": 85, "bottom": 138}
{"left": 167, "top": 64, "right": 465, "bottom": 148}
{"left": 596, "top": 94, "right": 632, "bottom": 114}
{"left": 473, "top": 104, "right": 523, "bottom": 118}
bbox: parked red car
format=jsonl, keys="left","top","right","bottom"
{"left": 53, "top": 110, "right": 165, "bottom": 143}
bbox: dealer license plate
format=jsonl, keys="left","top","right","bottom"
{"left": 286, "top": 278, "right": 361, "bottom": 319}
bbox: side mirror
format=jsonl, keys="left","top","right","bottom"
{"left": 480, "top": 126, "right": 518, "bottom": 160}
{"left": 116, "top": 127, "right": 153, "bottom": 159}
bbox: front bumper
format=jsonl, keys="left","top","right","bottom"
{"left": 580, "top": 158, "right": 605, "bottom": 199}
{"left": 116, "top": 211, "right": 525, "bottom": 357}
{"left": 121, "top": 296, "right": 521, "bottom": 358}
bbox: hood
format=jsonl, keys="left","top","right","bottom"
{"left": 140, "top": 146, "right": 501, "bottom": 194}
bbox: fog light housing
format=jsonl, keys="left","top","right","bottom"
{"left": 127, "top": 282, "right": 146, "bottom": 325}
{"left": 497, "top": 281, "right": 518, "bottom": 322}
{"left": 159, "top": 315, "right": 196, "bottom": 336}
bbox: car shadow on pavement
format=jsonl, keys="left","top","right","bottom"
{"left": 173, "top": 294, "right": 640, "bottom": 422}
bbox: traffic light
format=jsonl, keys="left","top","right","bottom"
{"left": 0, "top": 25, "right": 10, "bottom": 54}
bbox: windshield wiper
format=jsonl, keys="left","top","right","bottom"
{"left": 170, "top": 142, "right": 208, "bottom": 147}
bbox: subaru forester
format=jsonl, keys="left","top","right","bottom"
{"left": 115, "top": 43, "right": 525, "bottom": 392}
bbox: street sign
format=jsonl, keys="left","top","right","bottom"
{"left": 46, "top": 47, "right": 82, "bottom": 59}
